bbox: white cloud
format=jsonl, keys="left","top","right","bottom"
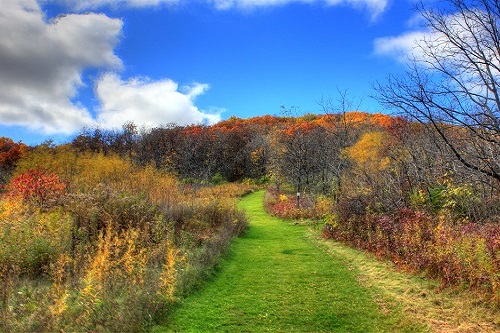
{"left": 374, "top": 30, "right": 428, "bottom": 62}
{"left": 211, "top": 0, "right": 388, "bottom": 19}
{"left": 55, "top": 0, "right": 179, "bottom": 11}
{"left": 95, "top": 73, "right": 221, "bottom": 129}
{"left": 374, "top": 11, "right": 497, "bottom": 64}
{"left": 211, "top": 0, "right": 310, "bottom": 10}
{"left": 374, "top": 9, "right": 500, "bottom": 99}
{"left": 325, "top": 0, "right": 387, "bottom": 19}
{"left": 0, "top": 0, "right": 122, "bottom": 133}
{"left": 1, "top": 0, "right": 390, "bottom": 136}
{"left": 0, "top": 0, "right": 221, "bottom": 135}
{"left": 57, "top": 0, "right": 388, "bottom": 19}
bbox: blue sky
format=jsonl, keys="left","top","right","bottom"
{"left": 0, "top": 0, "right": 426, "bottom": 145}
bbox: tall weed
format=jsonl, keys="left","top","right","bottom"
{"left": 323, "top": 207, "right": 500, "bottom": 307}
{"left": 0, "top": 147, "right": 251, "bottom": 331}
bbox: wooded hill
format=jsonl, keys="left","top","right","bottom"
{"left": 0, "top": 110, "right": 498, "bottom": 332}
{"left": 69, "top": 111, "right": 499, "bottom": 307}
{"left": 71, "top": 112, "right": 498, "bottom": 220}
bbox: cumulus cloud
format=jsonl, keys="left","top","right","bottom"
{"left": 326, "top": 0, "right": 387, "bottom": 19}
{"left": 0, "top": 0, "right": 220, "bottom": 135}
{"left": 0, "top": 0, "right": 122, "bottom": 133}
{"left": 1, "top": 0, "right": 389, "bottom": 136}
{"left": 211, "top": 0, "right": 388, "bottom": 19}
{"left": 95, "top": 73, "right": 221, "bottom": 129}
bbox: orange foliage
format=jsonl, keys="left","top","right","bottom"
{"left": 369, "top": 113, "right": 393, "bottom": 128}
{"left": 282, "top": 119, "right": 317, "bottom": 136}
{"left": 344, "top": 111, "right": 369, "bottom": 124}
{"left": 0, "top": 137, "right": 26, "bottom": 169}
{"left": 182, "top": 125, "right": 206, "bottom": 136}
{"left": 310, "top": 114, "right": 335, "bottom": 128}
{"left": 181, "top": 111, "right": 396, "bottom": 135}
{"left": 213, "top": 116, "right": 246, "bottom": 131}
{"left": 216, "top": 115, "right": 292, "bottom": 130}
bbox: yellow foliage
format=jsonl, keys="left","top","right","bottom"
{"left": 0, "top": 196, "right": 25, "bottom": 224}
{"left": 314, "top": 196, "right": 333, "bottom": 217}
{"left": 15, "top": 146, "right": 182, "bottom": 204}
{"left": 2, "top": 144, "right": 252, "bottom": 330}
{"left": 14, "top": 144, "right": 80, "bottom": 179}
{"left": 72, "top": 153, "right": 133, "bottom": 189}
{"left": 78, "top": 225, "right": 149, "bottom": 318}
{"left": 279, "top": 194, "right": 288, "bottom": 202}
{"left": 345, "top": 131, "right": 390, "bottom": 171}
{"left": 251, "top": 147, "right": 264, "bottom": 164}
{"left": 36, "top": 210, "right": 72, "bottom": 250}
{"left": 0, "top": 197, "right": 71, "bottom": 275}
{"left": 116, "top": 164, "right": 180, "bottom": 205}
{"left": 82, "top": 226, "right": 148, "bottom": 288}
{"left": 16, "top": 146, "right": 134, "bottom": 190}
{"left": 49, "top": 254, "right": 72, "bottom": 320}
{"left": 159, "top": 241, "right": 185, "bottom": 301}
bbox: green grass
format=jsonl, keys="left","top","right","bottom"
{"left": 310, "top": 232, "right": 500, "bottom": 332}
{"left": 153, "top": 191, "right": 425, "bottom": 332}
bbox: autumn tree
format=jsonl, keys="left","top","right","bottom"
{"left": 269, "top": 119, "right": 336, "bottom": 206}
{"left": 375, "top": 0, "right": 500, "bottom": 187}
{"left": 316, "top": 91, "right": 365, "bottom": 196}
{"left": 72, "top": 127, "right": 106, "bottom": 153}
{"left": 0, "top": 137, "right": 26, "bottom": 183}
{"left": 108, "top": 122, "right": 138, "bottom": 158}
{"left": 171, "top": 126, "right": 214, "bottom": 180}
{"left": 246, "top": 133, "right": 270, "bottom": 180}
{"left": 135, "top": 124, "right": 180, "bottom": 168}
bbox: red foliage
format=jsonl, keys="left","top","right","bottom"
{"left": 323, "top": 207, "right": 500, "bottom": 304}
{"left": 0, "top": 137, "right": 26, "bottom": 169}
{"left": 264, "top": 189, "right": 315, "bottom": 220}
{"left": 385, "top": 116, "right": 411, "bottom": 142}
{"left": 267, "top": 201, "right": 305, "bottom": 219}
{"left": 6, "top": 169, "right": 66, "bottom": 206}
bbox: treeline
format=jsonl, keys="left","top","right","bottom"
{"left": 70, "top": 113, "right": 391, "bottom": 186}
{"left": 70, "top": 112, "right": 498, "bottom": 220}
{"left": 72, "top": 116, "right": 284, "bottom": 182}
{"left": 68, "top": 112, "right": 499, "bottom": 226}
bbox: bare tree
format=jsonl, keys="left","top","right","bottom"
{"left": 318, "top": 88, "right": 363, "bottom": 149}
{"left": 375, "top": 0, "right": 500, "bottom": 185}
{"left": 317, "top": 90, "right": 363, "bottom": 197}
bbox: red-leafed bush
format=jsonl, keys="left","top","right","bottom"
{"left": 323, "top": 207, "right": 500, "bottom": 306}
{"left": 264, "top": 189, "right": 317, "bottom": 220}
{"left": 6, "top": 169, "right": 66, "bottom": 207}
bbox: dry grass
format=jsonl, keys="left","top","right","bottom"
{"left": 0, "top": 148, "right": 255, "bottom": 332}
{"left": 309, "top": 230, "right": 499, "bottom": 333}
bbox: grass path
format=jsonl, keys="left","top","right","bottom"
{"left": 154, "top": 191, "right": 424, "bottom": 332}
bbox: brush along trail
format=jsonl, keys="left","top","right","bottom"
{"left": 155, "top": 191, "right": 424, "bottom": 333}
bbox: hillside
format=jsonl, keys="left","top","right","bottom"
{"left": 0, "top": 111, "right": 498, "bottom": 331}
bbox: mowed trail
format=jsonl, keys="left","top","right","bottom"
{"left": 155, "top": 191, "right": 422, "bottom": 333}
